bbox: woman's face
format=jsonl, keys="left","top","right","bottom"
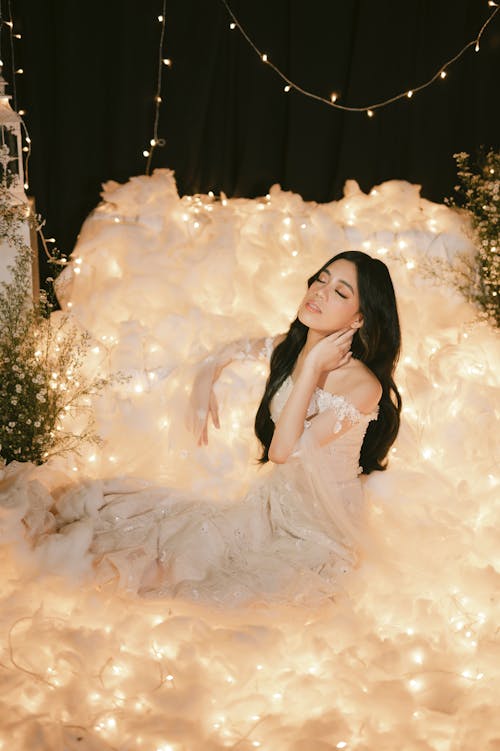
{"left": 298, "top": 258, "right": 362, "bottom": 334}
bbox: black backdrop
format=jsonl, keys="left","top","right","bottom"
{"left": 5, "top": 0, "right": 500, "bottom": 282}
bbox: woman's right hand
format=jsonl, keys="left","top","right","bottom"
{"left": 186, "top": 360, "right": 221, "bottom": 446}
{"left": 304, "top": 327, "right": 356, "bottom": 376}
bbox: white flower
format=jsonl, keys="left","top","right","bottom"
{"left": 15, "top": 384, "right": 22, "bottom": 393}
{"left": 10, "top": 397, "right": 18, "bottom": 405}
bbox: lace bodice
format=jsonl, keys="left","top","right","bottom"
{"left": 270, "top": 376, "right": 378, "bottom": 481}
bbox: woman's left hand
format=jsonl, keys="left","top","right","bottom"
{"left": 304, "top": 327, "right": 355, "bottom": 375}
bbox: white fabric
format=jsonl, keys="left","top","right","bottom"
{"left": 1, "top": 374, "right": 376, "bottom": 608}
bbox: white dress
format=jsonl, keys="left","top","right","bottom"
{"left": 84, "top": 375, "right": 378, "bottom": 607}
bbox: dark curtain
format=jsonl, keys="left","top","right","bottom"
{"left": 4, "top": 0, "right": 500, "bottom": 282}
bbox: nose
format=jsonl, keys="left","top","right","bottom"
{"left": 314, "top": 286, "right": 326, "bottom": 298}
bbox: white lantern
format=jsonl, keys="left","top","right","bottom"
{"left": 0, "top": 67, "right": 36, "bottom": 295}
{"left": 0, "top": 68, "right": 24, "bottom": 191}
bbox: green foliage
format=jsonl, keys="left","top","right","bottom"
{"left": 446, "top": 149, "right": 500, "bottom": 327}
{"left": 0, "top": 187, "right": 107, "bottom": 465}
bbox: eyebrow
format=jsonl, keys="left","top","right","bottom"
{"left": 320, "top": 268, "right": 354, "bottom": 294}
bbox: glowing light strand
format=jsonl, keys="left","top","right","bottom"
{"left": 145, "top": 0, "right": 168, "bottom": 175}
{"left": 4, "top": 0, "right": 34, "bottom": 194}
{"left": 1, "top": 5, "right": 66, "bottom": 264}
{"left": 221, "top": 0, "right": 500, "bottom": 115}
{"left": 5, "top": 0, "right": 18, "bottom": 112}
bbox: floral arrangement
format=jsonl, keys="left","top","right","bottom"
{"left": 446, "top": 148, "right": 500, "bottom": 327}
{"left": 0, "top": 186, "right": 108, "bottom": 465}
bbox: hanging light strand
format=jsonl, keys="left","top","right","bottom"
{"left": 6, "top": 0, "right": 18, "bottom": 112}
{"left": 1, "top": 1, "right": 32, "bottom": 192}
{"left": 221, "top": 0, "right": 500, "bottom": 115}
{"left": 1, "top": 4, "right": 63, "bottom": 264}
{"left": 145, "top": 0, "right": 168, "bottom": 175}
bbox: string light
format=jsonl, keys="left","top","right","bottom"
{"left": 1, "top": 2, "right": 69, "bottom": 266}
{"left": 145, "top": 1, "right": 169, "bottom": 175}
{"left": 220, "top": 0, "right": 500, "bottom": 114}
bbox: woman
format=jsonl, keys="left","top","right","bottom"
{"left": 4, "top": 251, "right": 401, "bottom": 608}
{"left": 84, "top": 250, "right": 400, "bottom": 605}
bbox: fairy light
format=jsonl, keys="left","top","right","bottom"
{"left": 2, "top": 5, "right": 70, "bottom": 267}
{"left": 220, "top": 0, "right": 500, "bottom": 114}
{"left": 145, "top": 1, "right": 168, "bottom": 174}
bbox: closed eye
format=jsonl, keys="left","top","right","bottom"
{"left": 336, "top": 289, "right": 347, "bottom": 299}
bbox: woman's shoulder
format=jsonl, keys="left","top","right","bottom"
{"left": 323, "top": 359, "right": 382, "bottom": 415}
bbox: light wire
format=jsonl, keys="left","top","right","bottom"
{"left": 145, "top": 0, "right": 168, "bottom": 175}
{"left": 220, "top": 0, "right": 500, "bottom": 114}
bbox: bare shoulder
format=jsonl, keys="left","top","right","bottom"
{"left": 323, "top": 359, "right": 382, "bottom": 415}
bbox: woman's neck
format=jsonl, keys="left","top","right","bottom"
{"left": 301, "top": 329, "right": 324, "bottom": 356}
{"left": 292, "top": 329, "right": 324, "bottom": 378}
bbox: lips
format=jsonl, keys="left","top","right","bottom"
{"left": 305, "top": 301, "right": 322, "bottom": 313}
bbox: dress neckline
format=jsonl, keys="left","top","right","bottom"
{"left": 285, "top": 375, "right": 379, "bottom": 420}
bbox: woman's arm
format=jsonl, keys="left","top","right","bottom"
{"left": 187, "top": 334, "right": 281, "bottom": 445}
{"left": 268, "top": 328, "right": 355, "bottom": 463}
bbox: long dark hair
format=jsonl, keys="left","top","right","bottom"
{"left": 254, "top": 251, "right": 402, "bottom": 473}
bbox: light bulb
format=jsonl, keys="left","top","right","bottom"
{"left": 158, "top": 15, "right": 164, "bottom": 21}
{"left": 367, "top": 109, "right": 374, "bottom": 117}
{"left": 284, "top": 84, "right": 291, "bottom": 92}
{"left": 330, "top": 92, "right": 338, "bottom": 103}
{"left": 440, "top": 70, "right": 447, "bottom": 79}
{"left": 230, "top": 22, "right": 236, "bottom": 29}
{"left": 262, "top": 53, "right": 268, "bottom": 62}
{"left": 407, "top": 90, "right": 413, "bottom": 98}
{"left": 162, "top": 58, "right": 172, "bottom": 66}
